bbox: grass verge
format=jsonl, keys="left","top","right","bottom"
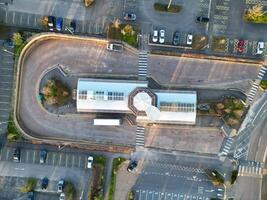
{"left": 108, "top": 157, "right": 126, "bottom": 200}
{"left": 7, "top": 120, "right": 22, "bottom": 141}
{"left": 231, "top": 170, "right": 238, "bottom": 184}
{"left": 211, "top": 36, "right": 227, "bottom": 52}
{"left": 260, "top": 80, "right": 267, "bottom": 90}
{"left": 244, "top": 12, "right": 267, "bottom": 23}
{"left": 192, "top": 35, "right": 209, "bottom": 50}
{"left": 89, "top": 156, "right": 106, "bottom": 200}
{"left": 107, "top": 24, "right": 138, "bottom": 47}
{"left": 154, "top": 3, "right": 182, "bottom": 13}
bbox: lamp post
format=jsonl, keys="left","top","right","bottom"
{"left": 2, "top": 48, "right": 15, "bottom": 55}
{"left": 167, "top": 0, "right": 173, "bottom": 9}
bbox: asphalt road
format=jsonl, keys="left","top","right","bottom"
{"left": 132, "top": 150, "right": 233, "bottom": 200}
{"left": 0, "top": 160, "right": 91, "bottom": 199}
{"left": 231, "top": 91, "right": 267, "bottom": 200}
{"left": 16, "top": 35, "right": 260, "bottom": 146}
{"left": 0, "top": 40, "right": 14, "bottom": 136}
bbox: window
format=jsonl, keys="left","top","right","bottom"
{"left": 93, "top": 91, "right": 104, "bottom": 100}
{"left": 107, "top": 92, "right": 124, "bottom": 101}
{"left": 78, "top": 90, "right": 87, "bottom": 100}
{"left": 160, "top": 102, "right": 195, "bottom": 112}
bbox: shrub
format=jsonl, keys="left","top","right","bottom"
{"left": 84, "top": 0, "right": 94, "bottom": 7}
{"left": 260, "top": 80, "right": 267, "bottom": 90}
{"left": 20, "top": 177, "right": 37, "bottom": 193}
{"left": 7, "top": 121, "right": 22, "bottom": 141}
{"left": 154, "top": 3, "right": 182, "bottom": 13}
{"left": 64, "top": 181, "right": 76, "bottom": 200}
{"left": 42, "top": 79, "right": 71, "bottom": 106}
{"left": 231, "top": 170, "right": 238, "bottom": 184}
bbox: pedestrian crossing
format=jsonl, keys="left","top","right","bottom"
{"left": 238, "top": 161, "right": 264, "bottom": 177}
{"left": 247, "top": 65, "right": 267, "bottom": 104}
{"left": 136, "top": 126, "right": 145, "bottom": 147}
{"left": 218, "top": 137, "right": 234, "bottom": 156}
{"left": 138, "top": 52, "right": 148, "bottom": 78}
{"left": 257, "top": 65, "right": 267, "bottom": 79}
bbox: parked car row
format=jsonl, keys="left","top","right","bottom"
{"left": 152, "top": 29, "right": 165, "bottom": 44}
{"left": 152, "top": 30, "right": 194, "bottom": 46}
{"left": 41, "top": 178, "right": 65, "bottom": 200}
{"left": 12, "top": 147, "right": 94, "bottom": 168}
{"left": 236, "top": 39, "right": 264, "bottom": 54}
{"left": 47, "top": 16, "right": 76, "bottom": 33}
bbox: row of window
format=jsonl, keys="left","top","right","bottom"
{"left": 78, "top": 90, "right": 124, "bottom": 101}
{"left": 160, "top": 102, "right": 195, "bottom": 112}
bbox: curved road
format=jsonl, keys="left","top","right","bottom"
{"left": 16, "top": 34, "right": 261, "bottom": 146}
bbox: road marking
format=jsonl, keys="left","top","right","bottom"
{"left": 12, "top": 12, "right": 15, "bottom": 25}
{"left": 71, "top": 155, "right": 75, "bottom": 167}
{"left": 52, "top": 153, "right": 56, "bottom": 165}
{"left": 6, "top": 148, "right": 10, "bottom": 160}
{"left": 33, "top": 150, "right": 36, "bottom": 163}
{"left": 26, "top": 150, "right": 29, "bottom": 163}
{"left": 65, "top": 154, "right": 69, "bottom": 167}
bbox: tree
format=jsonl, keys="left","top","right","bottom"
{"left": 20, "top": 177, "right": 37, "bottom": 193}
{"left": 111, "top": 18, "right": 121, "bottom": 29}
{"left": 39, "top": 16, "right": 48, "bottom": 26}
{"left": 42, "top": 79, "right": 71, "bottom": 106}
{"left": 84, "top": 0, "right": 94, "bottom": 7}
{"left": 245, "top": 4, "right": 264, "bottom": 21}
{"left": 121, "top": 25, "right": 135, "bottom": 36}
{"left": 64, "top": 181, "right": 76, "bottom": 200}
{"left": 12, "top": 33, "right": 23, "bottom": 47}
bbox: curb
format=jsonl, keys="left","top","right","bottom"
{"left": 13, "top": 33, "right": 134, "bottom": 153}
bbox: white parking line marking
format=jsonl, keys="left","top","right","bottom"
{"left": 33, "top": 150, "right": 36, "bottom": 163}
{"left": 65, "top": 154, "right": 69, "bottom": 167}
{"left": 12, "top": 12, "right": 15, "bottom": 24}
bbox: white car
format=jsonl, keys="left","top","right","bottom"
{"left": 152, "top": 30, "right": 158, "bottom": 43}
{"left": 159, "top": 30, "right": 165, "bottom": 44}
{"left": 57, "top": 179, "right": 64, "bottom": 193}
{"left": 87, "top": 156, "right": 93, "bottom": 168}
{"left": 256, "top": 41, "right": 265, "bottom": 54}
{"left": 59, "top": 193, "right": 65, "bottom": 200}
{"left": 187, "top": 34, "right": 193, "bottom": 45}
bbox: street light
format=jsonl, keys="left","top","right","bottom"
{"left": 2, "top": 48, "right": 15, "bottom": 55}
{"left": 0, "top": 121, "right": 11, "bottom": 125}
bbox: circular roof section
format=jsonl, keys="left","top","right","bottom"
{"left": 133, "top": 91, "right": 152, "bottom": 111}
{"left": 128, "top": 87, "right": 156, "bottom": 116}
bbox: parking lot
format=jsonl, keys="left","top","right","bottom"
{"left": 0, "top": 147, "right": 89, "bottom": 169}
{"left": 0, "top": 40, "right": 14, "bottom": 135}
{"left": 0, "top": 8, "right": 107, "bottom": 35}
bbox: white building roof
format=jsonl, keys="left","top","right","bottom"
{"left": 76, "top": 78, "right": 148, "bottom": 112}
{"left": 156, "top": 90, "right": 197, "bottom": 124}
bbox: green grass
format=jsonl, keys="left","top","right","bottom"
{"left": 231, "top": 170, "right": 238, "bottom": 184}
{"left": 108, "top": 24, "right": 138, "bottom": 47}
{"left": 20, "top": 177, "right": 37, "bottom": 193}
{"left": 211, "top": 36, "right": 227, "bottom": 52}
{"left": 7, "top": 120, "right": 22, "bottom": 141}
{"left": 154, "top": 3, "right": 182, "bottom": 13}
{"left": 94, "top": 156, "right": 106, "bottom": 166}
{"left": 108, "top": 157, "right": 126, "bottom": 200}
{"left": 244, "top": 12, "right": 267, "bottom": 23}
{"left": 260, "top": 80, "right": 267, "bottom": 90}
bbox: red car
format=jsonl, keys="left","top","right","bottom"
{"left": 237, "top": 39, "right": 245, "bottom": 53}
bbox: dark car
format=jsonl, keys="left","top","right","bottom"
{"left": 3, "top": 39, "right": 14, "bottom": 48}
{"left": 124, "top": 13, "right": 136, "bottom": 21}
{"left": 127, "top": 161, "right": 137, "bottom": 172}
{"left": 173, "top": 31, "right": 179, "bottom": 45}
{"left": 48, "top": 16, "right": 55, "bottom": 30}
{"left": 13, "top": 148, "right": 21, "bottom": 162}
{"left": 39, "top": 149, "right": 47, "bottom": 164}
{"left": 196, "top": 16, "right": 209, "bottom": 23}
{"left": 27, "top": 192, "right": 34, "bottom": 200}
{"left": 237, "top": 39, "right": 245, "bottom": 53}
{"left": 56, "top": 17, "right": 63, "bottom": 31}
{"left": 41, "top": 177, "right": 49, "bottom": 190}
{"left": 70, "top": 20, "right": 76, "bottom": 33}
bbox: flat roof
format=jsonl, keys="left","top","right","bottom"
{"left": 77, "top": 78, "right": 148, "bottom": 112}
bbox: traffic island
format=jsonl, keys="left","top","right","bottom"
{"left": 154, "top": 3, "right": 182, "bottom": 13}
